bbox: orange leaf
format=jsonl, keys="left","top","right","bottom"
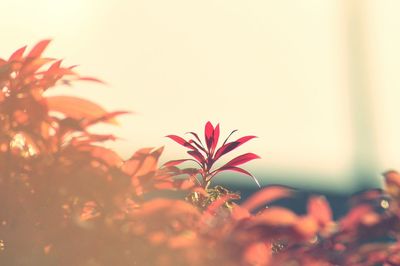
{"left": 9, "top": 45, "right": 27, "bottom": 61}
{"left": 294, "top": 216, "right": 319, "bottom": 239}
{"left": 78, "top": 145, "right": 123, "bottom": 167}
{"left": 46, "top": 96, "right": 115, "bottom": 124}
{"left": 256, "top": 207, "right": 298, "bottom": 226}
{"left": 27, "top": 39, "right": 51, "bottom": 58}
{"left": 307, "top": 196, "right": 333, "bottom": 227}
{"left": 122, "top": 147, "right": 164, "bottom": 177}
{"left": 242, "top": 242, "right": 271, "bottom": 266}
{"left": 241, "top": 186, "right": 293, "bottom": 212}
{"left": 21, "top": 58, "right": 55, "bottom": 74}
{"left": 384, "top": 170, "right": 400, "bottom": 187}
{"left": 339, "top": 205, "right": 373, "bottom": 231}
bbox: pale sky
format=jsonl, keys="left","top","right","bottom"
{"left": 1, "top": 0, "right": 399, "bottom": 192}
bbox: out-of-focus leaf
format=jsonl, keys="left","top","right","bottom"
{"left": 307, "top": 196, "right": 333, "bottom": 227}
{"left": 241, "top": 186, "right": 293, "bottom": 212}
{"left": 204, "top": 193, "right": 240, "bottom": 216}
{"left": 77, "top": 76, "right": 105, "bottom": 84}
{"left": 294, "top": 216, "right": 319, "bottom": 239}
{"left": 21, "top": 58, "right": 55, "bottom": 75}
{"left": 77, "top": 145, "right": 123, "bottom": 167}
{"left": 46, "top": 96, "right": 111, "bottom": 123}
{"left": 84, "top": 111, "right": 130, "bottom": 127}
{"left": 26, "top": 39, "right": 51, "bottom": 58}
{"left": 384, "top": 170, "right": 400, "bottom": 187}
{"left": 122, "top": 147, "right": 163, "bottom": 177}
{"left": 163, "top": 159, "right": 192, "bottom": 167}
{"left": 242, "top": 242, "right": 271, "bottom": 266}
{"left": 44, "top": 60, "right": 76, "bottom": 76}
{"left": 339, "top": 204, "right": 373, "bottom": 231}
{"left": 231, "top": 205, "right": 251, "bottom": 220}
{"left": 256, "top": 207, "right": 298, "bottom": 226}
{"left": 9, "top": 45, "right": 27, "bottom": 61}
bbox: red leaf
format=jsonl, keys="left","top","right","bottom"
{"left": 216, "top": 166, "right": 260, "bottom": 187}
{"left": 186, "top": 131, "right": 204, "bottom": 147}
{"left": 205, "top": 121, "right": 214, "bottom": 151}
{"left": 241, "top": 186, "right": 293, "bottom": 212}
{"left": 187, "top": 150, "right": 206, "bottom": 164}
{"left": 188, "top": 139, "right": 207, "bottom": 153}
{"left": 9, "top": 45, "right": 27, "bottom": 61}
{"left": 220, "top": 153, "right": 260, "bottom": 169}
{"left": 221, "top": 129, "right": 238, "bottom": 146}
{"left": 27, "top": 39, "right": 51, "bottom": 58}
{"left": 214, "top": 135, "right": 257, "bottom": 160}
{"left": 46, "top": 96, "right": 111, "bottom": 123}
{"left": 166, "top": 135, "right": 196, "bottom": 150}
{"left": 307, "top": 196, "right": 333, "bottom": 227}
{"left": 210, "top": 123, "right": 220, "bottom": 155}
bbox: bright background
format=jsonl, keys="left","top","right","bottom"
{"left": 1, "top": 0, "right": 399, "bottom": 193}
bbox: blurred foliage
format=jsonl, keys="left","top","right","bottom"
{"left": 1, "top": 41, "right": 400, "bottom": 266}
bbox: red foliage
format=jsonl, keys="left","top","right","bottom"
{"left": 1, "top": 41, "right": 400, "bottom": 266}
{"left": 165, "top": 121, "right": 260, "bottom": 189}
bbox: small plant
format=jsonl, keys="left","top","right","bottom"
{"left": 164, "top": 121, "right": 260, "bottom": 189}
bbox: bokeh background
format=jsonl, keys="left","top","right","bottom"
{"left": 1, "top": 0, "right": 399, "bottom": 194}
